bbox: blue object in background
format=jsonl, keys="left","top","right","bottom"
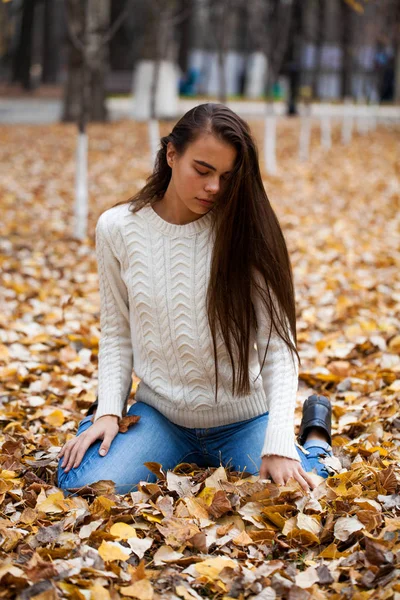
{"left": 179, "top": 67, "right": 201, "bottom": 96}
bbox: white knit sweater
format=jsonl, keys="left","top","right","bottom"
{"left": 93, "top": 202, "right": 300, "bottom": 462}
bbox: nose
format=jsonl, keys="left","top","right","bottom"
{"left": 204, "top": 175, "right": 220, "bottom": 195}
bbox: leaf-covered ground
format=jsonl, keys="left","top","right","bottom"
{"left": 0, "top": 119, "right": 399, "bottom": 599}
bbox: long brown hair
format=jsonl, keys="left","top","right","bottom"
{"left": 111, "top": 103, "right": 300, "bottom": 401}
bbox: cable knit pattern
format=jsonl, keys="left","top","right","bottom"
{"left": 93, "top": 203, "right": 300, "bottom": 462}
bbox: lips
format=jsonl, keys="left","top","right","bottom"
{"left": 197, "top": 198, "right": 214, "bottom": 203}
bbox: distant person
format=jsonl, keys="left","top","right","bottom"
{"left": 287, "top": 58, "right": 300, "bottom": 115}
{"left": 179, "top": 67, "right": 200, "bottom": 96}
{"left": 57, "top": 103, "right": 333, "bottom": 496}
{"left": 375, "top": 44, "right": 395, "bottom": 102}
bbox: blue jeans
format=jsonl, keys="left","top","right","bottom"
{"left": 57, "top": 402, "right": 333, "bottom": 496}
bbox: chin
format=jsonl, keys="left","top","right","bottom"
{"left": 190, "top": 202, "right": 206, "bottom": 214}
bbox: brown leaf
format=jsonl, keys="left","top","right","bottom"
{"left": 364, "top": 537, "right": 394, "bottom": 566}
{"left": 119, "top": 414, "right": 141, "bottom": 432}
{"left": 378, "top": 466, "right": 398, "bottom": 494}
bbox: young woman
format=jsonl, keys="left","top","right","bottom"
{"left": 57, "top": 103, "right": 333, "bottom": 496}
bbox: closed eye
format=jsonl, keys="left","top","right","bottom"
{"left": 195, "top": 167, "right": 229, "bottom": 181}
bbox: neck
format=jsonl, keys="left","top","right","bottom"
{"left": 153, "top": 185, "right": 204, "bottom": 226}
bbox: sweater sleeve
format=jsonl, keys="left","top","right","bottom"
{"left": 253, "top": 279, "right": 300, "bottom": 462}
{"left": 93, "top": 214, "right": 133, "bottom": 423}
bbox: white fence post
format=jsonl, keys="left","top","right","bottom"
{"left": 342, "top": 98, "right": 353, "bottom": 145}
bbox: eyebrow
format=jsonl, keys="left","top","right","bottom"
{"left": 193, "top": 159, "right": 231, "bottom": 174}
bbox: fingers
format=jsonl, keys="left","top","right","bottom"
{"left": 69, "top": 437, "right": 94, "bottom": 471}
{"left": 99, "top": 433, "right": 114, "bottom": 457}
{"left": 269, "top": 469, "right": 312, "bottom": 493}
{"left": 60, "top": 439, "right": 81, "bottom": 472}
{"left": 60, "top": 435, "right": 92, "bottom": 472}
{"left": 304, "top": 473, "right": 318, "bottom": 491}
{"left": 60, "top": 428, "right": 117, "bottom": 473}
{"left": 296, "top": 472, "right": 311, "bottom": 493}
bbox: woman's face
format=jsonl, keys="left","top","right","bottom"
{"left": 166, "top": 132, "right": 237, "bottom": 215}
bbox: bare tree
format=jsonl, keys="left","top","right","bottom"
{"left": 63, "top": 0, "right": 130, "bottom": 122}
{"left": 263, "top": 0, "right": 295, "bottom": 95}
{"left": 209, "top": 0, "right": 231, "bottom": 103}
{"left": 245, "top": 0, "right": 269, "bottom": 98}
{"left": 340, "top": 0, "right": 354, "bottom": 98}
{"left": 64, "top": 0, "right": 109, "bottom": 122}
{"left": 207, "top": 0, "right": 241, "bottom": 103}
{"left": 11, "top": 0, "right": 36, "bottom": 90}
{"left": 260, "top": 0, "right": 296, "bottom": 174}
{"left": 63, "top": 0, "right": 130, "bottom": 240}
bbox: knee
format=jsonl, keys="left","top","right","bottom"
{"left": 56, "top": 459, "right": 158, "bottom": 496}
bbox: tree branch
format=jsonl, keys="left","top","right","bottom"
{"left": 65, "top": 0, "right": 85, "bottom": 54}
{"left": 102, "top": 0, "right": 132, "bottom": 46}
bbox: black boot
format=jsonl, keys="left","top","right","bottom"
{"left": 297, "top": 394, "right": 332, "bottom": 447}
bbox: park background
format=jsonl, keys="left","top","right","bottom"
{"left": 0, "top": 1, "right": 400, "bottom": 599}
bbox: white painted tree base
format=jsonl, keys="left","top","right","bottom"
{"left": 132, "top": 60, "right": 179, "bottom": 121}
{"left": 342, "top": 100, "right": 354, "bottom": 145}
{"left": 244, "top": 52, "right": 268, "bottom": 99}
{"left": 321, "top": 116, "right": 332, "bottom": 150}
{"left": 299, "top": 107, "right": 311, "bottom": 162}
{"left": 74, "top": 132, "right": 88, "bottom": 241}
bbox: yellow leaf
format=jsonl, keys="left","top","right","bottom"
{"left": 121, "top": 579, "right": 153, "bottom": 599}
{"left": 98, "top": 540, "right": 131, "bottom": 562}
{"left": 90, "top": 584, "right": 111, "bottom": 599}
{"left": 0, "top": 366, "right": 17, "bottom": 378}
{"left": 195, "top": 557, "right": 237, "bottom": 580}
{"left": 141, "top": 511, "right": 163, "bottom": 523}
{"left": 36, "top": 491, "right": 65, "bottom": 514}
{"left": 45, "top": 409, "right": 65, "bottom": 427}
{"left": 110, "top": 522, "right": 137, "bottom": 540}
{"left": 0, "top": 344, "right": 10, "bottom": 362}
{"left": 0, "top": 470, "right": 20, "bottom": 482}
{"left": 197, "top": 486, "right": 216, "bottom": 506}
{"left": 95, "top": 496, "right": 116, "bottom": 512}
{"left": 318, "top": 542, "right": 351, "bottom": 559}
{"left": 184, "top": 497, "right": 209, "bottom": 520}
{"left": 388, "top": 335, "right": 400, "bottom": 353}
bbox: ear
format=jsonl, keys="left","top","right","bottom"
{"left": 166, "top": 141, "right": 176, "bottom": 168}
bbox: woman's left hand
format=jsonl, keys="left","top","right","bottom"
{"left": 260, "top": 454, "right": 315, "bottom": 493}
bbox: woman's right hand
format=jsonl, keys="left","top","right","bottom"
{"left": 58, "top": 415, "right": 120, "bottom": 473}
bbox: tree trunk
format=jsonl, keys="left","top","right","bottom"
{"left": 340, "top": 0, "right": 353, "bottom": 98}
{"left": 265, "top": 0, "right": 295, "bottom": 97}
{"left": 244, "top": 0, "right": 268, "bottom": 98}
{"left": 12, "top": 0, "right": 35, "bottom": 90}
{"left": 132, "top": 0, "right": 179, "bottom": 121}
{"left": 209, "top": 0, "right": 237, "bottom": 102}
{"left": 177, "top": 0, "right": 191, "bottom": 73}
{"left": 395, "top": 43, "right": 400, "bottom": 102}
{"left": 42, "top": 0, "right": 61, "bottom": 83}
{"left": 63, "top": 0, "right": 111, "bottom": 123}
{"left": 312, "top": 0, "right": 323, "bottom": 98}
{"left": 393, "top": 1, "right": 400, "bottom": 102}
